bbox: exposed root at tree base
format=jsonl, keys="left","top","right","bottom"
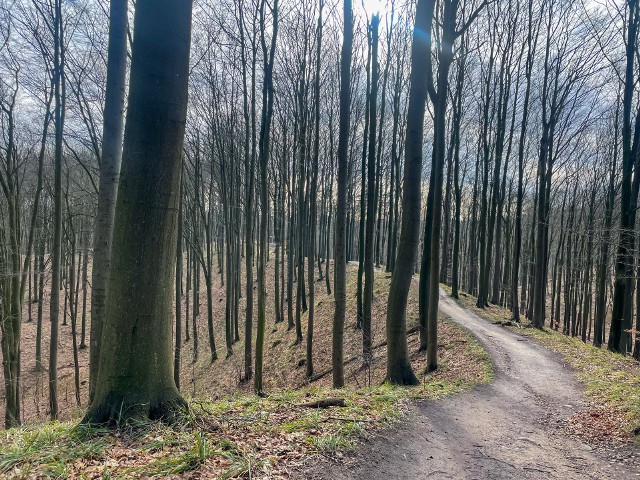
{"left": 83, "top": 390, "right": 187, "bottom": 427}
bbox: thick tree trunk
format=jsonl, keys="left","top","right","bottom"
{"left": 85, "top": 0, "right": 192, "bottom": 424}
{"left": 532, "top": 122, "right": 550, "bottom": 329}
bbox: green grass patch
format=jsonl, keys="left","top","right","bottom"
{"left": 515, "top": 327, "right": 640, "bottom": 436}
{"left": 130, "top": 431, "right": 211, "bottom": 476}
{"left": 309, "top": 432, "right": 354, "bottom": 452}
{"left": 0, "top": 303, "right": 494, "bottom": 477}
{"left": 0, "top": 365, "right": 494, "bottom": 478}
{"left": 0, "top": 421, "right": 111, "bottom": 478}
{"left": 464, "top": 331, "right": 495, "bottom": 383}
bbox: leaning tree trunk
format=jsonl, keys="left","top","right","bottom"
{"left": 386, "top": 0, "right": 434, "bottom": 385}
{"left": 89, "top": 0, "right": 128, "bottom": 402}
{"left": 422, "top": 0, "right": 458, "bottom": 372}
{"left": 84, "top": 0, "right": 192, "bottom": 424}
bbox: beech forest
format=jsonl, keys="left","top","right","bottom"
{"left": 0, "top": 0, "right": 639, "bottom": 478}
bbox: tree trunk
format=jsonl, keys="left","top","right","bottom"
{"left": 357, "top": 32, "right": 371, "bottom": 332}
{"left": 610, "top": 0, "right": 639, "bottom": 354}
{"left": 332, "top": 0, "right": 353, "bottom": 389}
{"left": 594, "top": 111, "right": 618, "bottom": 346}
{"left": 450, "top": 43, "right": 466, "bottom": 298}
{"left": 89, "top": 0, "right": 128, "bottom": 402}
{"left": 386, "top": 0, "right": 433, "bottom": 385}
{"left": 85, "top": 0, "right": 192, "bottom": 424}
{"left": 174, "top": 179, "right": 183, "bottom": 391}
{"left": 35, "top": 233, "right": 45, "bottom": 373}
{"left": 49, "top": 0, "right": 65, "bottom": 420}
{"left": 420, "top": 0, "right": 458, "bottom": 372}
{"left": 306, "top": 0, "right": 323, "bottom": 379}
{"left": 254, "top": 0, "right": 278, "bottom": 394}
{"left": 363, "top": 15, "right": 379, "bottom": 367}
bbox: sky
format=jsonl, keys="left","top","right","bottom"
{"left": 360, "top": 0, "right": 390, "bottom": 16}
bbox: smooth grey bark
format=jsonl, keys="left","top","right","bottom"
{"left": 420, "top": 0, "right": 455, "bottom": 371}
{"left": 174, "top": 178, "right": 183, "bottom": 391}
{"left": 306, "top": 0, "right": 323, "bottom": 379}
{"left": 511, "top": 0, "right": 538, "bottom": 322}
{"left": 85, "top": 0, "right": 192, "bottom": 424}
{"left": 332, "top": 0, "right": 353, "bottom": 389}
{"left": 89, "top": 0, "right": 128, "bottom": 402}
{"left": 254, "top": 0, "right": 278, "bottom": 394}
{"left": 356, "top": 34, "right": 371, "bottom": 332}
{"left": 363, "top": 14, "right": 379, "bottom": 367}
{"left": 49, "top": 0, "right": 65, "bottom": 420}
{"left": 385, "top": 0, "right": 433, "bottom": 385}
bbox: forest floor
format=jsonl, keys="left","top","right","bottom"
{"left": 0, "top": 260, "right": 493, "bottom": 478}
{"left": 304, "top": 288, "right": 640, "bottom": 479}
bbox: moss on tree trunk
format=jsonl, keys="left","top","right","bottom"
{"left": 84, "top": 0, "right": 192, "bottom": 426}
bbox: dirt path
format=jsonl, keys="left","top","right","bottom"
{"left": 303, "top": 292, "right": 639, "bottom": 479}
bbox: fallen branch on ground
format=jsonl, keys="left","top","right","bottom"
{"left": 299, "top": 398, "right": 346, "bottom": 408}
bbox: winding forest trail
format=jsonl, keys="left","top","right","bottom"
{"left": 306, "top": 291, "right": 639, "bottom": 479}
